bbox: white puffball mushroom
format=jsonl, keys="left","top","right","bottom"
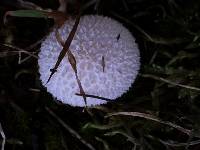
{"left": 38, "top": 15, "right": 140, "bottom": 107}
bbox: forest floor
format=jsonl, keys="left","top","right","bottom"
{"left": 1, "top": 0, "right": 200, "bottom": 150}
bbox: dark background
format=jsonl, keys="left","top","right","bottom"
{"left": 1, "top": 0, "right": 200, "bottom": 150}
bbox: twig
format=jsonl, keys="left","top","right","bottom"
{"left": 19, "top": 55, "right": 32, "bottom": 64}
{"left": 160, "top": 139, "right": 200, "bottom": 147}
{"left": 28, "top": 88, "right": 41, "bottom": 92}
{"left": 149, "top": 50, "right": 158, "bottom": 64}
{"left": 1, "top": 43, "right": 38, "bottom": 64}
{"left": 106, "top": 112, "right": 197, "bottom": 137}
{"left": 47, "top": 13, "right": 80, "bottom": 83}
{"left": 55, "top": 26, "right": 87, "bottom": 106}
{"left": 0, "top": 50, "right": 37, "bottom": 58}
{"left": 0, "top": 122, "right": 6, "bottom": 150}
{"left": 25, "top": 37, "right": 46, "bottom": 51}
{"left": 18, "top": 52, "right": 21, "bottom": 64}
{"left": 45, "top": 107, "right": 96, "bottom": 150}
{"left": 75, "top": 93, "right": 114, "bottom": 102}
{"left": 140, "top": 74, "right": 200, "bottom": 91}
{"left": 147, "top": 135, "right": 200, "bottom": 147}
{"left": 1, "top": 44, "right": 38, "bottom": 59}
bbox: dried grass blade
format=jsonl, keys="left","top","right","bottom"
{"left": 106, "top": 112, "right": 195, "bottom": 137}
{"left": 75, "top": 93, "right": 113, "bottom": 102}
{"left": 0, "top": 122, "right": 6, "bottom": 150}
{"left": 55, "top": 20, "right": 87, "bottom": 105}
{"left": 75, "top": 74, "right": 87, "bottom": 105}
{"left": 47, "top": 14, "right": 81, "bottom": 83}
{"left": 67, "top": 50, "right": 87, "bottom": 105}
{"left": 67, "top": 50, "right": 77, "bottom": 73}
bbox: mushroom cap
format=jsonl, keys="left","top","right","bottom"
{"left": 38, "top": 15, "right": 140, "bottom": 107}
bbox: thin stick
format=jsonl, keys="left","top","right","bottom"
{"left": 140, "top": 74, "right": 200, "bottom": 91}
{"left": 18, "top": 52, "right": 21, "bottom": 64}
{"left": 25, "top": 37, "right": 46, "bottom": 51}
{"left": 2, "top": 44, "right": 38, "bottom": 58}
{"left": 0, "top": 122, "right": 6, "bottom": 150}
{"left": 75, "top": 93, "right": 114, "bottom": 102}
{"left": 160, "top": 139, "right": 200, "bottom": 147}
{"left": 19, "top": 55, "right": 32, "bottom": 64}
{"left": 106, "top": 112, "right": 196, "bottom": 137}
{"left": 147, "top": 135, "right": 200, "bottom": 147}
{"left": 45, "top": 107, "right": 96, "bottom": 150}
